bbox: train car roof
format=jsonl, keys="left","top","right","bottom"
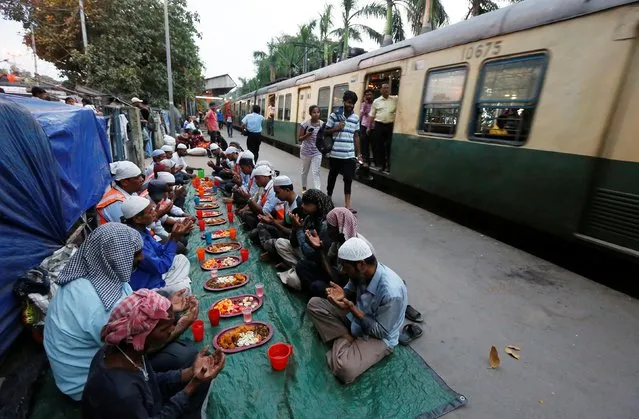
{"left": 237, "top": 0, "right": 638, "bottom": 98}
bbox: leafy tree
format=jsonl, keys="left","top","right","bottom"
{"left": 318, "top": 3, "right": 334, "bottom": 66}
{"left": 466, "top": 0, "right": 522, "bottom": 19}
{"left": 331, "top": 0, "right": 384, "bottom": 60}
{"left": 1, "top": 0, "right": 203, "bottom": 106}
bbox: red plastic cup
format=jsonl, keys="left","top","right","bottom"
{"left": 196, "top": 210, "right": 203, "bottom": 219}
{"left": 198, "top": 220, "right": 205, "bottom": 231}
{"left": 191, "top": 320, "right": 204, "bottom": 342}
{"left": 226, "top": 202, "right": 233, "bottom": 213}
{"left": 208, "top": 308, "right": 220, "bottom": 326}
{"left": 198, "top": 190, "right": 204, "bottom": 198}
{"left": 268, "top": 343, "right": 293, "bottom": 371}
{"left": 228, "top": 212, "right": 234, "bottom": 223}
{"left": 229, "top": 227, "right": 237, "bottom": 240}
{"left": 240, "top": 248, "right": 249, "bottom": 262}
{"left": 196, "top": 248, "right": 205, "bottom": 262}
{"left": 204, "top": 176, "right": 210, "bottom": 182}
{"left": 214, "top": 179, "right": 221, "bottom": 187}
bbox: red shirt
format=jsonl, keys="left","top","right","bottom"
{"left": 205, "top": 110, "right": 219, "bottom": 132}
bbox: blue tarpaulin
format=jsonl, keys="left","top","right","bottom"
{"left": 0, "top": 95, "right": 111, "bottom": 356}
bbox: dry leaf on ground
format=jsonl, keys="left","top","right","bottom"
{"left": 506, "top": 344, "right": 521, "bottom": 351}
{"left": 505, "top": 345, "right": 521, "bottom": 360}
{"left": 489, "top": 346, "right": 500, "bottom": 368}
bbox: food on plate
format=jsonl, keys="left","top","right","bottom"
{"left": 205, "top": 273, "right": 248, "bottom": 289}
{"left": 200, "top": 230, "right": 230, "bottom": 240}
{"left": 195, "top": 203, "right": 219, "bottom": 210}
{"left": 213, "top": 295, "right": 260, "bottom": 316}
{"left": 206, "top": 242, "right": 241, "bottom": 254}
{"left": 199, "top": 196, "right": 214, "bottom": 202}
{"left": 202, "top": 210, "right": 222, "bottom": 218}
{"left": 204, "top": 217, "right": 226, "bottom": 225}
{"left": 217, "top": 324, "right": 270, "bottom": 350}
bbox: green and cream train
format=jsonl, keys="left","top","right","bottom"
{"left": 230, "top": 0, "right": 639, "bottom": 256}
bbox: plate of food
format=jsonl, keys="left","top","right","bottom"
{"left": 201, "top": 210, "right": 223, "bottom": 218}
{"left": 205, "top": 242, "right": 241, "bottom": 254}
{"left": 211, "top": 294, "right": 262, "bottom": 317}
{"left": 199, "top": 196, "right": 214, "bottom": 203}
{"left": 195, "top": 203, "right": 219, "bottom": 210}
{"left": 200, "top": 229, "right": 231, "bottom": 240}
{"left": 204, "top": 273, "right": 249, "bottom": 291}
{"left": 213, "top": 322, "right": 273, "bottom": 353}
{"left": 201, "top": 256, "right": 242, "bottom": 271}
{"left": 204, "top": 217, "right": 226, "bottom": 226}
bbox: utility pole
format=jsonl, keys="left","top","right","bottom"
{"left": 163, "top": 0, "right": 176, "bottom": 135}
{"left": 30, "top": 23, "right": 39, "bottom": 83}
{"left": 79, "top": 0, "right": 88, "bottom": 52}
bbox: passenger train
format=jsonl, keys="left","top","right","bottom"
{"left": 230, "top": 0, "right": 639, "bottom": 257}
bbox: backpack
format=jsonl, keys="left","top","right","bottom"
{"left": 316, "top": 111, "right": 344, "bottom": 155}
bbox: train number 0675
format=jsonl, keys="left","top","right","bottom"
{"left": 461, "top": 41, "right": 503, "bottom": 60}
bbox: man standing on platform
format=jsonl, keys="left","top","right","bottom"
{"left": 368, "top": 83, "right": 397, "bottom": 173}
{"left": 242, "top": 105, "right": 265, "bottom": 162}
{"left": 205, "top": 102, "right": 220, "bottom": 144}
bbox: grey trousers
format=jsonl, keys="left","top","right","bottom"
{"left": 274, "top": 238, "right": 302, "bottom": 267}
{"left": 306, "top": 297, "right": 391, "bottom": 384}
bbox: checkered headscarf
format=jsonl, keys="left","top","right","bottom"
{"left": 101, "top": 289, "right": 171, "bottom": 351}
{"left": 56, "top": 223, "right": 144, "bottom": 310}
{"left": 326, "top": 207, "right": 358, "bottom": 240}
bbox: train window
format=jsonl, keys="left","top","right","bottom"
{"left": 284, "top": 93, "right": 292, "bottom": 121}
{"left": 420, "top": 66, "right": 467, "bottom": 137}
{"left": 317, "top": 87, "right": 330, "bottom": 120}
{"left": 470, "top": 54, "right": 547, "bottom": 145}
{"left": 261, "top": 98, "right": 266, "bottom": 115}
{"left": 366, "top": 68, "right": 401, "bottom": 98}
{"left": 331, "top": 83, "right": 349, "bottom": 114}
{"left": 277, "top": 96, "right": 284, "bottom": 120}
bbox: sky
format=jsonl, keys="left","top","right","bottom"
{"left": 0, "top": 0, "right": 473, "bottom": 83}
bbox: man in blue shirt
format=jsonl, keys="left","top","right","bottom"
{"left": 241, "top": 105, "right": 265, "bottom": 161}
{"left": 307, "top": 237, "right": 407, "bottom": 384}
{"left": 121, "top": 196, "right": 194, "bottom": 293}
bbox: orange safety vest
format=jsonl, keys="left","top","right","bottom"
{"left": 260, "top": 184, "right": 273, "bottom": 207}
{"left": 96, "top": 187, "right": 127, "bottom": 224}
{"left": 274, "top": 202, "right": 286, "bottom": 220}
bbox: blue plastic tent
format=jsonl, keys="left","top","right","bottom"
{"left": 0, "top": 95, "right": 112, "bottom": 356}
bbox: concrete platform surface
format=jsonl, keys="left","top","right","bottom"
{"left": 186, "top": 139, "right": 639, "bottom": 419}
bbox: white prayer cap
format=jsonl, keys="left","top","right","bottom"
{"left": 161, "top": 145, "right": 174, "bottom": 152}
{"left": 252, "top": 165, "right": 272, "bottom": 178}
{"left": 110, "top": 161, "right": 142, "bottom": 181}
{"left": 176, "top": 143, "right": 187, "bottom": 150}
{"left": 273, "top": 175, "right": 292, "bottom": 187}
{"left": 255, "top": 160, "right": 274, "bottom": 170}
{"left": 152, "top": 149, "right": 165, "bottom": 158}
{"left": 160, "top": 158, "right": 175, "bottom": 168}
{"left": 156, "top": 171, "right": 176, "bottom": 183}
{"left": 131, "top": 97, "right": 143, "bottom": 104}
{"left": 239, "top": 150, "right": 254, "bottom": 161}
{"left": 209, "top": 143, "right": 220, "bottom": 151}
{"left": 338, "top": 237, "right": 374, "bottom": 261}
{"left": 121, "top": 196, "right": 150, "bottom": 219}
{"left": 224, "top": 146, "right": 238, "bottom": 155}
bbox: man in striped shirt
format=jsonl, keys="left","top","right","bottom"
{"left": 325, "top": 90, "right": 361, "bottom": 213}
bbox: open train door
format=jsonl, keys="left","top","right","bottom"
{"left": 578, "top": 24, "right": 639, "bottom": 255}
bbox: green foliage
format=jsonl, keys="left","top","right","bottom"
{"left": 1, "top": 0, "right": 203, "bottom": 106}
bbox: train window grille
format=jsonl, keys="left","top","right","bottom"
{"left": 471, "top": 54, "right": 547, "bottom": 145}
{"left": 284, "top": 94, "right": 292, "bottom": 121}
{"left": 317, "top": 87, "right": 330, "bottom": 120}
{"left": 277, "top": 96, "right": 284, "bottom": 120}
{"left": 420, "top": 67, "right": 467, "bottom": 137}
{"left": 331, "top": 83, "right": 349, "bottom": 115}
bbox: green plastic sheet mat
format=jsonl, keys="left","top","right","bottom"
{"left": 186, "top": 188, "right": 467, "bottom": 419}
{"left": 28, "top": 187, "right": 467, "bottom": 419}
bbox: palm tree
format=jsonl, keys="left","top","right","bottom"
{"left": 297, "top": 21, "right": 318, "bottom": 73}
{"left": 407, "top": 0, "right": 449, "bottom": 34}
{"left": 331, "top": 0, "right": 384, "bottom": 60}
{"left": 466, "top": 0, "right": 522, "bottom": 19}
{"left": 318, "top": 4, "right": 334, "bottom": 66}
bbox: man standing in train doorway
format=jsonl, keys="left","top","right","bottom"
{"left": 267, "top": 97, "right": 276, "bottom": 136}
{"left": 368, "top": 83, "right": 397, "bottom": 173}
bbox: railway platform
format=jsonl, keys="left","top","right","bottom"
{"left": 187, "top": 138, "right": 639, "bottom": 419}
